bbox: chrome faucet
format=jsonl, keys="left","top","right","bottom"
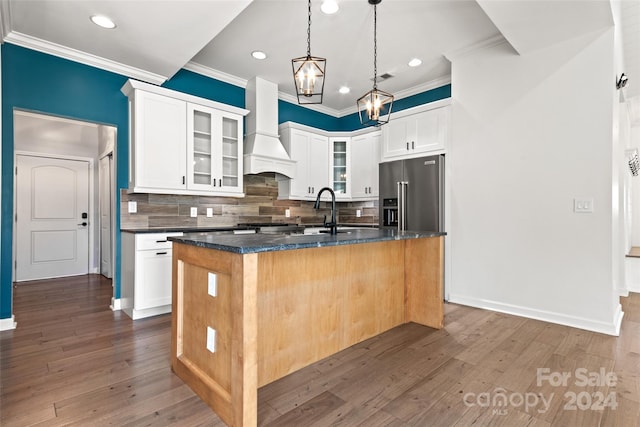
{"left": 313, "top": 187, "right": 337, "bottom": 235}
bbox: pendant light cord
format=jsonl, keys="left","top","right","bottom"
{"left": 373, "top": 4, "right": 377, "bottom": 90}
{"left": 307, "top": 0, "right": 312, "bottom": 57}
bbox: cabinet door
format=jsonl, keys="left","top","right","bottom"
{"left": 308, "top": 134, "right": 329, "bottom": 198}
{"left": 187, "top": 104, "right": 219, "bottom": 191}
{"left": 134, "top": 91, "right": 187, "bottom": 190}
{"left": 382, "top": 116, "right": 414, "bottom": 159}
{"left": 413, "top": 107, "right": 447, "bottom": 154}
{"left": 287, "top": 130, "right": 312, "bottom": 198}
{"left": 135, "top": 249, "right": 173, "bottom": 310}
{"left": 220, "top": 113, "right": 243, "bottom": 193}
{"left": 351, "top": 132, "right": 380, "bottom": 200}
{"left": 330, "top": 137, "right": 350, "bottom": 198}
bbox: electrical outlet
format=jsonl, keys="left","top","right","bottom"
{"left": 206, "top": 207, "right": 213, "bottom": 218}
{"left": 574, "top": 198, "right": 594, "bottom": 213}
{"left": 206, "top": 327, "right": 216, "bottom": 353}
{"left": 356, "top": 209, "right": 361, "bottom": 218}
{"left": 285, "top": 209, "right": 291, "bottom": 218}
{"left": 190, "top": 207, "right": 198, "bottom": 217}
{"left": 208, "top": 272, "right": 217, "bottom": 297}
{"left": 128, "top": 201, "right": 137, "bottom": 213}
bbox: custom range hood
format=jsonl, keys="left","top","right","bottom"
{"left": 244, "top": 77, "right": 296, "bottom": 178}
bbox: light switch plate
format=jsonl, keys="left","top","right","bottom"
{"left": 190, "top": 207, "right": 198, "bottom": 217}
{"left": 574, "top": 198, "right": 594, "bottom": 213}
{"left": 356, "top": 209, "right": 362, "bottom": 218}
{"left": 206, "top": 207, "right": 213, "bottom": 218}
{"left": 128, "top": 201, "right": 137, "bottom": 213}
{"left": 285, "top": 209, "right": 291, "bottom": 218}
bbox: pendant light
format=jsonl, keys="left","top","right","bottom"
{"left": 292, "top": 0, "right": 326, "bottom": 104}
{"left": 357, "top": 0, "right": 393, "bottom": 126}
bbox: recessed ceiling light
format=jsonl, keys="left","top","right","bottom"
{"left": 90, "top": 15, "right": 116, "bottom": 29}
{"left": 251, "top": 51, "right": 267, "bottom": 60}
{"left": 321, "top": 0, "right": 339, "bottom": 14}
{"left": 339, "top": 86, "right": 350, "bottom": 94}
{"left": 408, "top": 58, "right": 422, "bottom": 67}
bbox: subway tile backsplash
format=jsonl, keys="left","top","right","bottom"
{"left": 120, "top": 173, "right": 378, "bottom": 230}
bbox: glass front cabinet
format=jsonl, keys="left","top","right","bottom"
{"left": 187, "top": 103, "right": 243, "bottom": 194}
{"left": 329, "top": 137, "right": 351, "bottom": 200}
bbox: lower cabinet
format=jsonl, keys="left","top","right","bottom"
{"left": 122, "top": 232, "right": 183, "bottom": 319}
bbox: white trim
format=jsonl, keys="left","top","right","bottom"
{"left": 110, "top": 298, "right": 121, "bottom": 311}
{"left": 121, "top": 79, "right": 249, "bottom": 117}
{"left": 0, "top": 0, "right": 11, "bottom": 42}
{"left": 0, "top": 315, "right": 17, "bottom": 331}
{"left": 448, "top": 294, "right": 624, "bottom": 336}
{"left": 4, "top": 31, "right": 167, "bottom": 85}
{"left": 444, "top": 34, "right": 511, "bottom": 62}
{"left": 185, "top": 60, "right": 452, "bottom": 119}
{"left": 183, "top": 61, "right": 247, "bottom": 88}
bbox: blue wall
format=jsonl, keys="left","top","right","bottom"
{"left": 1, "top": 43, "right": 450, "bottom": 321}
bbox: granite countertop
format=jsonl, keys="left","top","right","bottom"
{"left": 120, "top": 226, "right": 251, "bottom": 234}
{"left": 168, "top": 228, "right": 446, "bottom": 254}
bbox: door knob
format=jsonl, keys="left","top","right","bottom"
{"left": 78, "top": 222, "right": 87, "bottom": 226}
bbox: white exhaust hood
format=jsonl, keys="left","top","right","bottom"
{"left": 244, "top": 77, "right": 296, "bottom": 178}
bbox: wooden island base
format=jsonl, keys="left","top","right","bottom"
{"left": 171, "top": 237, "right": 444, "bottom": 427}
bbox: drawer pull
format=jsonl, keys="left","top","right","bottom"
{"left": 156, "top": 251, "right": 168, "bottom": 255}
{"left": 155, "top": 240, "right": 168, "bottom": 243}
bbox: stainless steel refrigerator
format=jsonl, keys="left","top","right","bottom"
{"left": 379, "top": 155, "right": 444, "bottom": 232}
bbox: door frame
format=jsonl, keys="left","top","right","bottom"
{"left": 13, "top": 151, "right": 96, "bottom": 281}
{"left": 98, "top": 150, "right": 115, "bottom": 279}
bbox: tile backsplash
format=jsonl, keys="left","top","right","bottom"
{"left": 120, "top": 173, "right": 378, "bottom": 229}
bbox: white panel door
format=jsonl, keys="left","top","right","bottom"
{"left": 16, "top": 155, "right": 90, "bottom": 281}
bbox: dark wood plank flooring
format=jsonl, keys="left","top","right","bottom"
{"left": 1, "top": 275, "right": 639, "bottom": 426}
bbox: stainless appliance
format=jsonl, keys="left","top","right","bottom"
{"left": 379, "top": 155, "right": 444, "bottom": 232}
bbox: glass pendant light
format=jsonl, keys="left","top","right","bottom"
{"left": 357, "top": 0, "right": 393, "bottom": 126}
{"left": 292, "top": 0, "right": 326, "bottom": 104}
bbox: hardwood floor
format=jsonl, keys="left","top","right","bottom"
{"left": 1, "top": 275, "right": 639, "bottom": 426}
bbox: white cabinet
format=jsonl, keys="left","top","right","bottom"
{"left": 129, "top": 90, "right": 187, "bottom": 192}
{"left": 329, "top": 137, "right": 351, "bottom": 200}
{"left": 122, "top": 232, "right": 183, "bottom": 320}
{"left": 278, "top": 126, "right": 329, "bottom": 200}
{"left": 187, "top": 103, "right": 243, "bottom": 194}
{"left": 382, "top": 103, "right": 450, "bottom": 161}
{"left": 122, "top": 79, "right": 248, "bottom": 197}
{"left": 351, "top": 131, "right": 380, "bottom": 200}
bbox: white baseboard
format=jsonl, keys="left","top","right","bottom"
{"left": 626, "top": 257, "right": 640, "bottom": 293}
{"left": 448, "top": 294, "right": 623, "bottom": 336}
{"left": 110, "top": 298, "right": 122, "bottom": 311}
{"left": 0, "top": 315, "right": 17, "bottom": 331}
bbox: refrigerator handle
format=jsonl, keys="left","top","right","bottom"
{"left": 401, "top": 182, "right": 408, "bottom": 231}
{"left": 397, "top": 181, "right": 402, "bottom": 232}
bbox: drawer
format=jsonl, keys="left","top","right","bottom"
{"left": 135, "top": 232, "right": 183, "bottom": 251}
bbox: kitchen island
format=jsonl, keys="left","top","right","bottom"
{"left": 169, "top": 228, "right": 445, "bottom": 427}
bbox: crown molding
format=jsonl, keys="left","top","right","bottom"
{"left": 4, "top": 31, "right": 167, "bottom": 85}
{"left": 0, "top": 0, "right": 11, "bottom": 42}
{"left": 184, "top": 61, "right": 248, "bottom": 88}
{"left": 444, "top": 34, "right": 510, "bottom": 62}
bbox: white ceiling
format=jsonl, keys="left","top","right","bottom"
{"left": 1, "top": 0, "right": 639, "bottom": 118}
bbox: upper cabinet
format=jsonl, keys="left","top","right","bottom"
{"left": 278, "top": 126, "right": 329, "bottom": 200}
{"left": 329, "top": 137, "right": 351, "bottom": 200}
{"left": 381, "top": 100, "right": 450, "bottom": 161}
{"left": 187, "top": 104, "right": 244, "bottom": 194}
{"left": 350, "top": 131, "right": 380, "bottom": 200}
{"left": 122, "top": 79, "right": 248, "bottom": 197}
{"left": 278, "top": 122, "right": 380, "bottom": 202}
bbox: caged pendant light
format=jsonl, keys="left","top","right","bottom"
{"left": 292, "top": 0, "right": 326, "bottom": 104}
{"left": 357, "top": 0, "right": 393, "bottom": 126}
